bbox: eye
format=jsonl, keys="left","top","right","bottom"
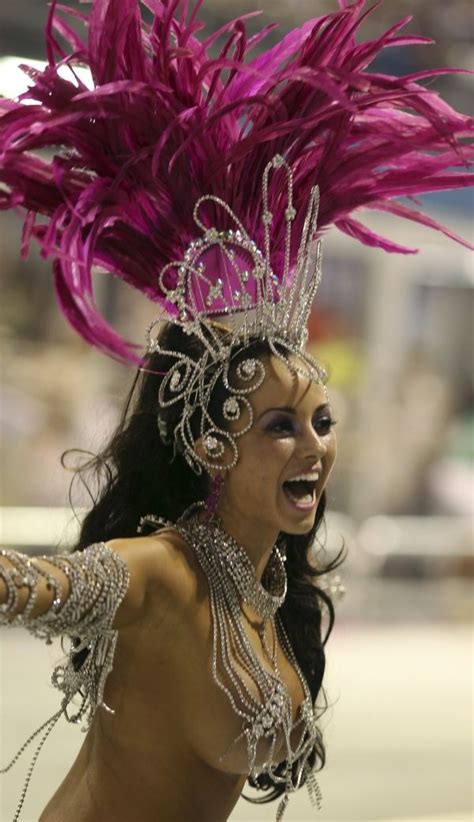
{"left": 314, "top": 415, "right": 338, "bottom": 435}
{"left": 266, "top": 418, "right": 295, "bottom": 435}
{"left": 266, "top": 415, "right": 337, "bottom": 436}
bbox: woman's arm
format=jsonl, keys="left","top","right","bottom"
{"left": 0, "top": 542, "right": 135, "bottom": 727}
{"left": 0, "top": 536, "right": 177, "bottom": 734}
{"left": 0, "top": 552, "right": 71, "bottom": 620}
{"left": 0, "top": 543, "right": 131, "bottom": 638}
{"left": 0, "top": 536, "right": 171, "bottom": 635}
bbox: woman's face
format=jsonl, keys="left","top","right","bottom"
{"left": 216, "top": 353, "right": 337, "bottom": 540}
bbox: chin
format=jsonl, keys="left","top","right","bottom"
{"left": 281, "top": 513, "right": 317, "bottom": 536}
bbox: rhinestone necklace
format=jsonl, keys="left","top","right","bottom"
{"left": 193, "top": 515, "right": 287, "bottom": 620}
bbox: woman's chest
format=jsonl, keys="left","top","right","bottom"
{"left": 127, "top": 597, "right": 309, "bottom": 775}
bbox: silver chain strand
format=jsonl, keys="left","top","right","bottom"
{"left": 174, "top": 514, "right": 323, "bottom": 820}
{"left": 0, "top": 710, "right": 63, "bottom": 822}
{"left": 0, "top": 544, "right": 130, "bottom": 821}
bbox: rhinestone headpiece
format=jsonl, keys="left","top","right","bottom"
{"left": 146, "top": 155, "right": 328, "bottom": 474}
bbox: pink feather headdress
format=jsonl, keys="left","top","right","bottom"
{"left": 0, "top": 0, "right": 472, "bottom": 363}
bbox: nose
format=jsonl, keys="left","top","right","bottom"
{"left": 300, "top": 424, "right": 327, "bottom": 460}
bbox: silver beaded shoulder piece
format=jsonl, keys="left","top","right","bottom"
{"left": 174, "top": 514, "right": 323, "bottom": 821}
{"left": 0, "top": 543, "right": 130, "bottom": 821}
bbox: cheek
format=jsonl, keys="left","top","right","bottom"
{"left": 250, "top": 436, "right": 295, "bottom": 471}
{"left": 231, "top": 437, "right": 294, "bottom": 488}
{"left": 240, "top": 429, "right": 289, "bottom": 457}
{"left": 323, "top": 433, "right": 337, "bottom": 474}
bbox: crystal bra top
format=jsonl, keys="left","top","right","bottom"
{"left": 173, "top": 515, "right": 323, "bottom": 817}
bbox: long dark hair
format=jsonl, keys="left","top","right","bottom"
{"left": 66, "top": 321, "right": 346, "bottom": 803}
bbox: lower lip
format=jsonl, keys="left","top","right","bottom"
{"left": 282, "top": 486, "right": 317, "bottom": 512}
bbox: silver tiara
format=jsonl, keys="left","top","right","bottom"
{"left": 146, "top": 154, "right": 328, "bottom": 474}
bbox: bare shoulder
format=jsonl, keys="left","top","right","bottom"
{"left": 105, "top": 527, "right": 207, "bottom": 629}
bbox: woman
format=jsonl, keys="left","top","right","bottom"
{"left": 2, "top": 322, "right": 342, "bottom": 822}
{"left": 55, "top": 334, "right": 339, "bottom": 822}
{"left": 1, "top": 1, "right": 472, "bottom": 820}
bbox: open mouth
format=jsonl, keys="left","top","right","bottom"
{"left": 282, "top": 479, "right": 317, "bottom": 509}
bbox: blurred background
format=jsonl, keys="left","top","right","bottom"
{"left": 0, "top": 2, "right": 472, "bottom": 821}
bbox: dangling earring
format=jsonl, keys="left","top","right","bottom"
{"left": 204, "top": 473, "right": 224, "bottom": 522}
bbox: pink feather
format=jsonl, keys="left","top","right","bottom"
{"left": 0, "top": 0, "right": 472, "bottom": 362}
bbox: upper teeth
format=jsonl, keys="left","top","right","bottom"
{"left": 287, "top": 472, "right": 320, "bottom": 482}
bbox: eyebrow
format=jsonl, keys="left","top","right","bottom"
{"left": 258, "top": 403, "right": 330, "bottom": 421}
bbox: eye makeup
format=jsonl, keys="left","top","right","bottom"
{"left": 263, "top": 407, "right": 337, "bottom": 436}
